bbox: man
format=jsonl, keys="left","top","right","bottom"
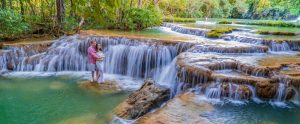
{"left": 87, "top": 40, "right": 100, "bottom": 82}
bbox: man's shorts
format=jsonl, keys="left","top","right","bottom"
{"left": 88, "top": 63, "right": 96, "bottom": 71}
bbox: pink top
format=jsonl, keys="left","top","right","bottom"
{"left": 87, "top": 46, "right": 99, "bottom": 64}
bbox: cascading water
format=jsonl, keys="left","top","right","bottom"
{"left": 270, "top": 42, "right": 291, "bottom": 51}
{"left": 247, "top": 85, "right": 263, "bottom": 103}
{"left": 0, "top": 52, "right": 8, "bottom": 71}
{"left": 162, "top": 23, "right": 298, "bottom": 52}
{"left": 157, "top": 58, "right": 178, "bottom": 87}
{"left": 205, "top": 83, "right": 222, "bottom": 99}
{"left": 0, "top": 35, "right": 193, "bottom": 81}
{"left": 276, "top": 83, "right": 286, "bottom": 101}
{"left": 1, "top": 25, "right": 299, "bottom": 107}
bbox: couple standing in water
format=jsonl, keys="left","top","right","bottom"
{"left": 87, "top": 40, "right": 105, "bottom": 83}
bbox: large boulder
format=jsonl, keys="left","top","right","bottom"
{"left": 114, "top": 80, "right": 170, "bottom": 120}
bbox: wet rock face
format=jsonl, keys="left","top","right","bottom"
{"left": 255, "top": 81, "right": 277, "bottom": 99}
{"left": 221, "top": 84, "right": 252, "bottom": 99}
{"left": 0, "top": 43, "right": 3, "bottom": 49}
{"left": 114, "top": 80, "right": 170, "bottom": 120}
{"left": 135, "top": 93, "right": 214, "bottom": 124}
{"left": 4, "top": 42, "right": 53, "bottom": 54}
{"left": 286, "top": 87, "right": 296, "bottom": 100}
{"left": 175, "top": 52, "right": 300, "bottom": 100}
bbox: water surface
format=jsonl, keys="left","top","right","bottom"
{"left": 0, "top": 76, "right": 128, "bottom": 124}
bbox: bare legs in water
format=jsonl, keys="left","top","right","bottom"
{"left": 96, "top": 69, "right": 104, "bottom": 83}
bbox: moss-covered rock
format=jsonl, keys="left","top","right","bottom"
{"left": 218, "top": 20, "right": 232, "bottom": 24}
{"left": 206, "top": 27, "right": 235, "bottom": 38}
{"left": 256, "top": 31, "right": 297, "bottom": 36}
{"left": 236, "top": 20, "right": 300, "bottom": 28}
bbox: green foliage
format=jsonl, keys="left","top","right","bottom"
{"left": 1, "top": 0, "right": 300, "bottom": 40}
{"left": 63, "top": 17, "right": 79, "bottom": 32}
{"left": 159, "top": 0, "right": 299, "bottom": 19}
{"left": 0, "top": 9, "right": 29, "bottom": 38}
{"left": 244, "top": 0, "right": 300, "bottom": 19}
{"left": 123, "top": 7, "right": 162, "bottom": 30}
{"left": 163, "top": 16, "right": 196, "bottom": 22}
{"left": 206, "top": 27, "right": 235, "bottom": 38}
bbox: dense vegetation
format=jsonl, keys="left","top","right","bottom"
{"left": 0, "top": 0, "right": 299, "bottom": 40}
{"left": 161, "top": 0, "right": 300, "bottom": 19}
{"left": 218, "top": 20, "right": 300, "bottom": 27}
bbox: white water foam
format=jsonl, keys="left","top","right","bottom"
{"left": 2, "top": 71, "right": 143, "bottom": 91}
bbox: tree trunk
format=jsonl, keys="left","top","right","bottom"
{"left": 1, "top": 0, "right": 6, "bottom": 9}
{"left": 27, "top": 0, "right": 36, "bottom": 15}
{"left": 9, "top": 0, "right": 12, "bottom": 9}
{"left": 75, "top": 17, "right": 84, "bottom": 33}
{"left": 56, "top": 0, "right": 65, "bottom": 30}
{"left": 70, "top": 0, "right": 75, "bottom": 17}
{"left": 20, "top": 0, "right": 24, "bottom": 15}
{"left": 153, "top": 0, "right": 159, "bottom": 6}
{"left": 138, "top": 0, "right": 142, "bottom": 8}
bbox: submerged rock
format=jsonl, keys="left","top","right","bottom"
{"left": 114, "top": 80, "right": 170, "bottom": 120}
{"left": 79, "top": 80, "right": 121, "bottom": 94}
{"left": 135, "top": 93, "right": 214, "bottom": 124}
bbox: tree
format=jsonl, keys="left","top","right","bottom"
{"left": 1, "top": 0, "right": 6, "bottom": 9}
{"left": 138, "top": 0, "right": 142, "bottom": 8}
{"left": 19, "top": 0, "right": 24, "bottom": 15}
{"left": 56, "top": 0, "right": 65, "bottom": 30}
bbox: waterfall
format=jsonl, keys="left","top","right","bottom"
{"left": 157, "top": 58, "right": 178, "bottom": 87}
{"left": 291, "top": 16, "right": 300, "bottom": 22}
{"left": 270, "top": 42, "right": 291, "bottom": 51}
{"left": 0, "top": 51, "right": 8, "bottom": 71}
{"left": 205, "top": 83, "right": 222, "bottom": 99}
{"left": 247, "top": 85, "right": 263, "bottom": 103}
{"left": 0, "top": 35, "right": 194, "bottom": 81}
{"left": 163, "top": 23, "right": 208, "bottom": 36}
{"left": 104, "top": 43, "right": 174, "bottom": 79}
{"left": 275, "top": 83, "right": 286, "bottom": 101}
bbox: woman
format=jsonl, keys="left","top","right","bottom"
{"left": 95, "top": 44, "right": 105, "bottom": 83}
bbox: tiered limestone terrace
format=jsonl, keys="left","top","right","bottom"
{"left": 164, "top": 22, "right": 300, "bottom": 51}
{"left": 176, "top": 52, "right": 299, "bottom": 100}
